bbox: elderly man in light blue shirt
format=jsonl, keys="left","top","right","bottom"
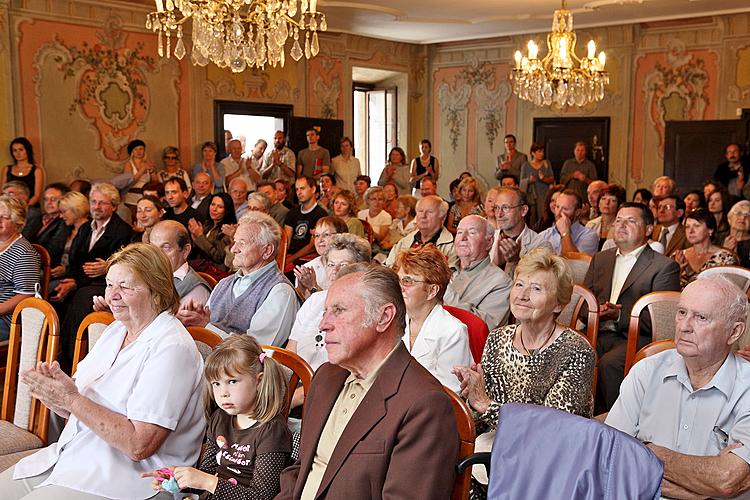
{"left": 606, "top": 276, "right": 750, "bottom": 499}
{"left": 538, "top": 189, "right": 598, "bottom": 257}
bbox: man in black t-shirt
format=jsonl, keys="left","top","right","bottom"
{"left": 284, "top": 176, "right": 327, "bottom": 263}
{"left": 164, "top": 177, "right": 199, "bottom": 229}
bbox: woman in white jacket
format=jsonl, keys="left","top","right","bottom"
{"left": 394, "top": 243, "right": 472, "bottom": 393}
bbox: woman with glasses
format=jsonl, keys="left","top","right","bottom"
{"left": 293, "top": 216, "right": 348, "bottom": 300}
{"left": 394, "top": 244, "right": 471, "bottom": 393}
{"left": 723, "top": 200, "right": 750, "bottom": 267}
{"left": 157, "top": 146, "right": 191, "bottom": 192}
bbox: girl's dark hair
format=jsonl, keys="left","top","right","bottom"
{"left": 10, "top": 137, "right": 35, "bottom": 165}
{"left": 683, "top": 190, "right": 706, "bottom": 212}
{"left": 632, "top": 188, "right": 652, "bottom": 204}
{"left": 205, "top": 192, "right": 237, "bottom": 233}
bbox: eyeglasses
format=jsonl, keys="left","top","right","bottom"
{"left": 164, "top": 155, "right": 178, "bottom": 160}
{"left": 399, "top": 276, "right": 429, "bottom": 287}
{"left": 496, "top": 204, "right": 522, "bottom": 213}
{"left": 315, "top": 231, "right": 334, "bottom": 239}
{"left": 657, "top": 204, "right": 675, "bottom": 211}
{"left": 735, "top": 212, "right": 750, "bottom": 218}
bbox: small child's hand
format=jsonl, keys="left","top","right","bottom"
{"left": 142, "top": 467, "right": 174, "bottom": 491}
{"left": 174, "top": 466, "right": 219, "bottom": 493}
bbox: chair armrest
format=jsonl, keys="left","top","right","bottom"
{"left": 456, "top": 452, "right": 492, "bottom": 474}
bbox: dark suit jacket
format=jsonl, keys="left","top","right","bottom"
{"left": 651, "top": 224, "right": 690, "bottom": 257}
{"left": 583, "top": 245, "right": 680, "bottom": 338}
{"left": 32, "top": 217, "right": 70, "bottom": 267}
{"left": 277, "top": 342, "right": 459, "bottom": 499}
{"left": 69, "top": 214, "right": 133, "bottom": 287}
{"left": 189, "top": 193, "right": 211, "bottom": 224}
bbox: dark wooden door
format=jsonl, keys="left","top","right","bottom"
{"left": 533, "top": 117, "right": 610, "bottom": 182}
{"left": 290, "top": 117, "right": 344, "bottom": 160}
{"left": 664, "top": 119, "right": 742, "bottom": 194}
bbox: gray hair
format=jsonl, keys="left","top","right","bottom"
{"left": 90, "top": 182, "right": 120, "bottom": 206}
{"left": 418, "top": 195, "right": 449, "bottom": 218}
{"left": 337, "top": 264, "right": 406, "bottom": 331}
{"left": 238, "top": 210, "right": 281, "bottom": 256}
{"left": 2, "top": 180, "right": 30, "bottom": 199}
{"left": 694, "top": 274, "right": 749, "bottom": 327}
{"left": 728, "top": 200, "right": 750, "bottom": 223}
{"left": 325, "top": 234, "right": 372, "bottom": 263}
{"left": 246, "top": 192, "right": 272, "bottom": 212}
{"left": 0, "top": 194, "right": 27, "bottom": 229}
{"left": 458, "top": 214, "right": 494, "bottom": 239}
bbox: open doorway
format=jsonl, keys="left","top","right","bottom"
{"left": 213, "top": 101, "right": 293, "bottom": 159}
{"left": 352, "top": 67, "right": 408, "bottom": 183}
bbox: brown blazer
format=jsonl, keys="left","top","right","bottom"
{"left": 277, "top": 342, "right": 459, "bottom": 499}
{"left": 652, "top": 224, "right": 690, "bottom": 257}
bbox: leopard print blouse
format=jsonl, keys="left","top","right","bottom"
{"left": 478, "top": 324, "right": 595, "bottom": 431}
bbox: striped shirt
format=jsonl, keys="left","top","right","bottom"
{"left": 0, "top": 235, "right": 40, "bottom": 304}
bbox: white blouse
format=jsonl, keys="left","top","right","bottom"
{"left": 402, "top": 304, "right": 472, "bottom": 393}
{"left": 289, "top": 290, "right": 329, "bottom": 371}
{"left": 14, "top": 312, "right": 205, "bottom": 499}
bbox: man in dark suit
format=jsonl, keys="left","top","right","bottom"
{"left": 584, "top": 202, "right": 680, "bottom": 410}
{"left": 188, "top": 172, "right": 213, "bottom": 224}
{"left": 52, "top": 182, "right": 132, "bottom": 368}
{"left": 278, "top": 264, "right": 459, "bottom": 500}
{"left": 651, "top": 195, "right": 690, "bottom": 257}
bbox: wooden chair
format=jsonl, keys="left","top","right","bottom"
{"left": 187, "top": 326, "right": 224, "bottom": 360}
{"left": 276, "top": 230, "right": 289, "bottom": 272}
{"left": 0, "top": 298, "right": 59, "bottom": 458}
{"left": 445, "top": 388, "right": 476, "bottom": 500}
{"left": 261, "top": 346, "right": 314, "bottom": 418}
{"left": 444, "top": 305, "right": 489, "bottom": 363}
{"left": 71, "top": 311, "right": 115, "bottom": 375}
{"left": 563, "top": 253, "right": 592, "bottom": 285}
{"left": 624, "top": 291, "right": 681, "bottom": 376}
{"left": 632, "top": 339, "right": 676, "bottom": 366}
{"left": 31, "top": 244, "right": 51, "bottom": 300}
{"left": 557, "top": 284, "right": 600, "bottom": 349}
{"left": 698, "top": 265, "right": 750, "bottom": 293}
{"left": 196, "top": 271, "right": 218, "bottom": 289}
{"left": 360, "top": 219, "right": 375, "bottom": 246}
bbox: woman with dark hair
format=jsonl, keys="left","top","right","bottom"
{"left": 379, "top": 146, "right": 410, "bottom": 194}
{"left": 133, "top": 195, "right": 165, "bottom": 244}
{"left": 586, "top": 185, "right": 625, "bottom": 250}
{"left": 519, "top": 143, "right": 554, "bottom": 226}
{"left": 122, "top": 139, "right": 157, "bottom": 212}
{"left": 192, "top": 141, "right": 225, "bottom": 193}
{"left": 632, "top": 188, "right": 652, "bottom": 206}
{"left": 672, "top": 208, "right": 737, "bottom": 288}
{"left": 2, "top": 137, "right": 45, "bottom": 206}
{"left": 533, "top": 184, "right": 565, "bottom": 233}
{"left": 157, "top": 146, "right": 191, "bottom": 192}
{"left": 409, "top": 139, "right": 440, "bottom": 190}
{"left": 707, "top": 187, "right": 731, "bottom": 244}
{"left": 683, "top": 189, "right": 705, "bottom": 217}
{"left": 188, "top": 192, "right": 236, "bottom": 274}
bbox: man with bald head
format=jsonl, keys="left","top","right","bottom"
{"left": 444, "top": 215, "right": 512, "bottom": 329}
{"left": 385, "top": 195, "right": 457, "bottom": 269}
{"left": 189, "top": 172, "right": 213, "bottom": 224}
{"left": 584, "top": 180, "right": 608, "bottom": 225}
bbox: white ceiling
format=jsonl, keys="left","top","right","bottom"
{"left": 134, "top": 0, "right": 750, "bottom": 45}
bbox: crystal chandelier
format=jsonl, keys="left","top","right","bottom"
{"left": 511, "top": 0, "right": 608, "bottom": 107}
{"left": 146, "top": 0, "right": 328, "bottom": 72}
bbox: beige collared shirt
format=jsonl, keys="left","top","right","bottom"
{"left": 609, "top": 243, "right": 648, "bottom": 303}
{"left": 300, "top": 344, "right": 399, "bottom": 500}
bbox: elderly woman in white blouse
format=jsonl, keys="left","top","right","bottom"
{"left": 1, "top": 243, "right": 204, "bottom": 500}
{"left": 394, "top": 243, "right": 472, "bottom": 392}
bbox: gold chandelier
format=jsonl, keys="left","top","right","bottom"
{"left": 146, "top": 0, "right": 328, "bottom": 72}
{"left": 512, "top": 0, "right": 608, "bottom": 107}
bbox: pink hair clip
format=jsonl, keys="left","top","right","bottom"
{"left": 259, "top": 352, "right": 267, "bottom": 364}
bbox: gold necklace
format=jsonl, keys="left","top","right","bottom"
{"left": 519, "top": 323, "right": 557, "bottom": 356}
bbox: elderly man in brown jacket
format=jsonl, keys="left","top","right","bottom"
{"left": 277, "top": 264, "right": 459, "bottom": 499}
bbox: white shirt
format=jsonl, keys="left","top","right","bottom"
{"left": 14, "top": 312, "right": 205, "bottom": 499}
{"left": 174, "top": 262, "right": 210, "bottom": 308}
{"left": 289, "top": 290, "right": 329, "bottom": 370}
{"left": 402, "top": 304, "right": 472, "bottom": 393}
{"left": 206, "top": 262, "right": 299, "bottom": 346}
{"left": 331, "top": 155, "right": 361, "bottom": 192}
{"left": 358, "top": 209, "right": 392, "bottom": 233}
{"left": 221, "top": 156, "right": 257, "bottom": 192}
{"left": 609, "top": 243, "right": 647, "bottom": 303}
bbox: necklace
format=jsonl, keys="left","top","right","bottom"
{"left": 519, "top": 323, "right": 557, "bottom": 356}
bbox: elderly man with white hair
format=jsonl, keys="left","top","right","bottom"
{"left": 444, "top": 215, "right": 512, "bottom": 329}
{"left": 606, "top": 276, "right": 750, "bottom": 499}
{"left": 178, "top": 211, "right": 298, "bottom": 346}
{"left": 385, "top": 194, "right": 458, "bottom": 269}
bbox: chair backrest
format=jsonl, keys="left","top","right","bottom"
{"left": 360, "top": 219, "right": 375, "bottom": 245}
{"left": 276, "top": 230, "right": 289, "bottom": 272}
{"left": 443, "top": 305, "right": 490, "bottom": 363}
{"left": 698, "top": 265, "right": 750, "bottom": 292}
{"left": 444, "top": 388, "right": 476, "bottom": 500}
{"left": 187, "top": 326, "right": 223, "bottom": 349}
{"left": 633, "top": 339, "right": 676, "bottom": 367}
{"left": 624, "top": 291, "right": 681, "bottom": 375}
{"left": 563, "top": 254, "right": 591, "bottom": 285}
{"left": 557, "top": 284, "right": 599, "bottom": 349}
{"left": 1, "top": 298, "right": 59, "bottom": 445}
{"left": 196, "top": 271, "right": 218, "bottom": 289}
{"left": 31, "top": 244, "right": 51, "bottom": 300}
{"left": 261, "top": 346, "right": 314, "bottom": 418}
{"left": 71, "top": 311, "right": 115, "bottom": 375}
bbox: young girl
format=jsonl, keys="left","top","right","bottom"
{"left": 146, "top": 336, "right": 291, "bottom": 499}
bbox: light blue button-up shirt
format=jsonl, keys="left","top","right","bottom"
{"left": 539, "top": 220, "right": 599, "bottom": 256}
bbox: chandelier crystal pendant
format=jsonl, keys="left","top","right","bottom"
{"left": 145, "top": 0, "right": 328, "bottom": 72}
{"left": 511, "top": 0, "right": 608, "bottom": 107}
